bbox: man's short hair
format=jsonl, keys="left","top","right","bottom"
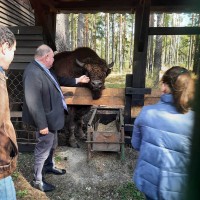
{"left": 0, "top": 26, "right": 16, "bottom": 48}
{"left": 35, "top": 44, "right": 52, "bottom": 58}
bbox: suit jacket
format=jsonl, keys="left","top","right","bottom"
{"left": 22, "top": 60, "right": 76, "bottom": 131}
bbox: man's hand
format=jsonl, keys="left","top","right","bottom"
{"left": 39, "top": 127, "right": 49, "bottom": 135}
{"left": 76, "top": 75, "right": 90, "bottom": 84}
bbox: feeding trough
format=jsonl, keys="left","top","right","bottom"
{"left": 87, "top": 107, "right": 125, "bottom": 161}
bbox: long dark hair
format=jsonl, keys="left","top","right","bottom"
{"left": 161, "top": 66, "right": 194, "bottom": 113}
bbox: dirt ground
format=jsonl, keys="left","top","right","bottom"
{"left": 14, "top": 140, "right": 139, "bottom": 200}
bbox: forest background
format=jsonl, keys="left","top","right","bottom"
{"left": 55, "top": 12, "right": 200, "bottom": 88}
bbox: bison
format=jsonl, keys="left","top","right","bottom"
{"left": 53, "top": 47, "right": 114, "bottom": 147}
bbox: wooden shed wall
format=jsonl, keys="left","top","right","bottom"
{"left": 0, "top": 0, "right": 34, "bottom": 26}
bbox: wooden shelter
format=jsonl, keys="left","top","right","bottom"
{"left": 1, "top": 0, "right": 200, "bottom": 148}
{"left": 27, "top": 0, "right": 200, "bottom": 122}
{"left": 1, "top": 1, "right": 200, "bottom": 192}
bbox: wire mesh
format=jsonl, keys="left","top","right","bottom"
{"left": 7, "top": 69, "right": 24, "bottom": 111}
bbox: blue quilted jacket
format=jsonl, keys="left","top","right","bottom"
{"left": 131, "top": 94, "right": 194, "bottom": 200}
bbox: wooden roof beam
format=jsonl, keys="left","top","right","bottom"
{"left": 149, "top": 27, "right": 200, "bottom": 35}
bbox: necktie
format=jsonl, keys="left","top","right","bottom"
{"left": 45, "top": 69, "right": 68, "bottom": 111}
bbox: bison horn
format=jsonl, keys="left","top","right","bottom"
{"left": 76, "top": 59, "right": 85, "bottom": 67}
{"left": 108, "top": 62, "right": 114, "bottom": 69}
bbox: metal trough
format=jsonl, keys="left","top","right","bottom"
{"left": 87, "top": 107, "right": 125, "bottom": 161}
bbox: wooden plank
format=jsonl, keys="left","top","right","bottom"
{"left": 149, "top": 27, "right": 200, "bottom": 35}
{"left": 61, "top": 87, "right": 125, "bottom": 107}
{"left": 15, "top": 47, "right": 37, "bottom": 55}
{"left": 0, "top": 12, "right": 28, "bottom": 26}
{"left": 0, "top": 18, "right": 16, "bottom": 26}
{"left": 10, "top": 62, "right": 28, "bottom": 69}
{"left": 13, "top": 55, "right": 33, "bottom": 62}
{"left": 11, "top": 111, "right": 22, "bottom": 118}
{"left": 126, "top": 87, "right": 151, "bottom": 95}
{"left": 10, "top": 26, "right": 43, "bottom": 35}
{"left": 16, "top": 40, "right": 43, "bottom": 47}
{"left": 124, "top": 74, "right": 132, "bottom": 124}
{"left": 0, "top": 0, "right": 34, "bottom": 20}
{"left": 0, "top": 4, "right": 34, "bottom": 25}
{"left": 15, "top": 35, "right": 43, "bottom": 41}
{"left": 14, "top": 0, "right": 33, "bottom": 10}
{"left": 131, "top": 89, "right": 162, "bottom": 118}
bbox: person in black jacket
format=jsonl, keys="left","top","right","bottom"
{"left": 22, "top": 44, "right": 89, "bottom": 192}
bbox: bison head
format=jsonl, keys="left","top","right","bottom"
{"left": 76, "top": 58, "right": 114, "bottom": 100}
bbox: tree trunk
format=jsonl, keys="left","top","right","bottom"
{"left": 77, "top": 13, "right": 84, "bottom": 47}
{"left": 119, "top": 14, "right": 123, "bottom": 73}
{"left": 105, "top": 13, "right": 110, "bottom": 63}
{"left": 147, "top": 13, "right": 154, "bottom": 74}
{"left": 84, "top": 14, "right": 89, "bottom": 46}
{"left": 65, "top": 14, "right": 70, "bottom": 50}
{"left": 122, "top": 14, "right": 126, "bottom": 70}
{"left": 129, "top": 14, "right": 134, "bottom": 69}
{"left": 70, "top": 14, "right": 74, "bottom": 50}
{"left": 55, "top": 14, "right": 71, "bottom": 51}
{"left": 153, "top": 13, "right": 163, "bottom": 84}
{"left": 92, "top": 15, "right": 97, "bottom": 51}
{"left": 111, "top": 14, "right": 115, "bottom": 63}
{"left": 193, "top": 14, "right": 200, "bottom": 74}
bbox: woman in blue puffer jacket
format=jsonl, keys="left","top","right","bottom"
{"left": 131, "top": 66, "right": 195, "bottom": 200}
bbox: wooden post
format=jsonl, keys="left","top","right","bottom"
{"left": 124, "top": 0, "right": 151, "bottom": 143}
{"left": 132, "top": 0, "right": 151, "bottom": 106}
{"left": 30, "top": 1, "right": 57, "bottom": 50}
{"left": 124, "top": 0, "right": 151, "bottom": 123}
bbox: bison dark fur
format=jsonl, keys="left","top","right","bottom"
{"left": 53, "top": 47, "right": 114, "bottom": 147}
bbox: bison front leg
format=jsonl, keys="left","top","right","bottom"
{"left": 65, "top": 107, "right": 80, "bottom": 148}
{"left": 75, "top": 117, "right": 86, "bottom": 140}
{"left": 74, "top": 105, "right": 91, "bottom": 140}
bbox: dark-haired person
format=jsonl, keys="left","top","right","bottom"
{"left": 0, "top": 26, "right": 18, "bottom": 200}
{"left": 22, "top": 44, "right": 89, "bottom": 192}
{"left": 131, "top": 66, "right": 195, "bottom": 200}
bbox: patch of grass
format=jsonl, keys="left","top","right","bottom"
{"left": 54, "top": 155, "right": 62, "bottom": 163}
{"left": 12, "top": 171, "right": 19, "bottom": 181}
{"left": 105, "top": 72, "right": 158, "bottom": 89}
{"left": 117, "top": 182, "right": 145, "bottom": 200}
{"left": 105, "top": 71, "right": 160, "bottom": 89}
{"left": 105, "top": 83, "right": 125, "bottom": 88}
{"left": 105, "top": 73, "right": 126, "bottom": 88}
{"left": 16, "top": 189, "right": 28, "bottom": 198}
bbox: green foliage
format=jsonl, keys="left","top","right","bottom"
{"left": 146, "top": 71, "right": 160, "bottom": 89}
{"left": 117, "top": 182, "right": 145, "bottom": 200}
{"left": 105, "top": 73, "right": 126, "bottom": 88}
{"left": 16, "top": 189, "right": 28, "bottom": 198}
{"left": 96, "top": 13, "right": 105, "bottom": 38}
{"left": 54, "top": 155, "right": 62, "bottom": 163}
{"left": 62, "top": 12, "right": 199, "bottom": 74}
{"left": 12, "top": 171, "right": 19, "bottom": 181}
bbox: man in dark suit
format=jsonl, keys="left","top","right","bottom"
{"left": 22, "top": 44, "right": 89, "bottom": 192}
